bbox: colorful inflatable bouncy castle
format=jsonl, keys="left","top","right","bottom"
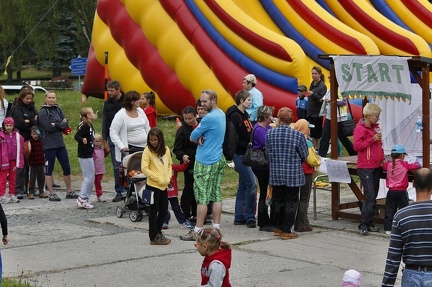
{"left": 83, "top": 0, "right": 432, "bottom": 118}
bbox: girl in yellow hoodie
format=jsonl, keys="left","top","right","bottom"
{"left": 141, "top": 127, "right": 173, "bottom": 245}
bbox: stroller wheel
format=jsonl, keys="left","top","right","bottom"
{"left": 116, "top": 206, "right": 124, "bottom": 218}
{"left": 137, "top": 212, "right": 144, "bottom": 222}
{"left": 129, "top": 211, "right": 139, "bottom": 222}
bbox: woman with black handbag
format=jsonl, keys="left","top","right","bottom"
{"left": 318, "top": 88, "right": 357, "bottom": 157}
{"left": 251, "top": 105, "right": 275, "bottom": 232}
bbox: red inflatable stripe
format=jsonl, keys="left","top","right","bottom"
{"left": 286, "top": 0, "right": 367, "bottom": 55}
{"left": 161, "top": 0, "right": 295, "bottom": 112}
{"left": 205, "top": 0, "right": 292, "bottom": 61}
{"left": 339, "top": 0, "right": 420, "bottom": 55}
{"left": 401, "top": 0, "right": 432, "bottom": 29}
{"left": 96, "top": 0, "right": 196, "bottom": 114}
{"left": 82, "top": 45, "right": 107, "bottom": 98}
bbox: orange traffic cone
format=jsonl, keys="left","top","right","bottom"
{"left": 81, "top": 94, "right": 87, "bottom": 102}
{"left": 176, "top": 117, "right": 182, "bottom": 129}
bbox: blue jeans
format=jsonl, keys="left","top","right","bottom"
{"left": 402, "top": 268, "right": 432, "bottom": 287}
{"left": 164, "top": 197, "right": 186, "bottom": 225}
{"left": 233, "top": 153, "right": 257, "bottom": 223}
{"left": 108, "top": 137, "right": 123, "bottom": 194}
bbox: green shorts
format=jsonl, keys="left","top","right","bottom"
{"left": 193, "top": 156, "right": 226, "bottom": 205}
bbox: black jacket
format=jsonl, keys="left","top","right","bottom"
{"left": 74, "top": 122, "right": 95, "bottom": 158}
{"left": 172, "top": 122, "right": 198, "bottom": 170}
{"left": 11, "top": 103, "right": 38, "bottom": 141}
{"left": 38, "top": 104, "right": 68, "bottom": 149}
{"left": 102, "top": 93, "right": 124, "bottom": 140}
{"left": 307, "top": 80, "right": 327, "bottom": 117}
{"left": 226, "top": 105, "right": 252, "bottom": 155}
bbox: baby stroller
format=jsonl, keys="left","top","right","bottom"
{"left": 115, "top": 151, "right": 149, "bottom": 222}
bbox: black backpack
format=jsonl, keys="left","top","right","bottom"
{"left": 223, "top": 120, "right": 237, "bottom": 161}
{"left": 5, "top": 98, "right": 16, "bottom": 118}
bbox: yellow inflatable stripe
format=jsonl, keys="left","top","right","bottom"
{"left": 92, "top": 13, "right": 174, "bottom": 115}
{"left": 232, "top": 0, "right": 283, "bottom": 35}
{"left": 195, "top": 0, "right": 308, "bottom": 81}
{"left": 122, "top": 0, "right": 235, "bottom": 111}
{"left": 385, "top": 0, "right": 432, "bottom": 45}
{"left": 273, "top": 0, "right": 379, "bottom": 55}
{"left": 232, "top": 0, "right": 329, "bottom": 86}
{"left": 326, "top": 0, "right": 431, "bottom": 56}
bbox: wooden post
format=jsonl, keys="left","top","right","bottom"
{"left": 104, "top": 52, "right": 109, "bottom": 101}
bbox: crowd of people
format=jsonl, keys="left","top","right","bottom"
{"left": 0, "top": 68, "right": 431, "bottom": 286}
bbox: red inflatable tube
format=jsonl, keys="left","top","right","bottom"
{"left": 82, "top": 45, "right": 107, "bottom": 98}
{"left": 286, "top": 0, "right": 367, "bottom": 55}
{"left": 204, "top": 0, "right": 292, "bottom": 61}
{"left": 96, "top": 0, "right": 196, "bottom": 114}
{"left": 339, "top": 0, "right": 420, "bottom": 55}
{"left": 401, "top": 0, "right": 432, "bottom": 27}
{"left": 161, "top": 0, "right": 297, "bottom": 115}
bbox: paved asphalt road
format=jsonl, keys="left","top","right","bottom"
{"left": 1, "top": 183, "right": 398, "bottom": 287}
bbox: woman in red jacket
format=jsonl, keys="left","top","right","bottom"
{"left": 353, "top": 103, "right": 385, "bottom": 236}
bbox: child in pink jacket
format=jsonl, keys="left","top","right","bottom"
{"left": 93, "top": 134, "right": 109, "bottom": 203}
{"left": 382, "top": 144, "right": 420, "bottom": 234}
{"left": 353, "top": 103, "right": 385, "bottom": 236}
{"left": 0, "top": 117, "right": 24, "bottom": 204}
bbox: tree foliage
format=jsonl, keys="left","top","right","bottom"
{"left": 0, "top": 0, "right": 96, "bottom": 80}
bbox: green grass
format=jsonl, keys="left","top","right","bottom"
{"left": 0, "top": 68, "right": 66, "bottom": 82}
{"left": 3, "top": 277, "right": 33, "bottom": 287}
{"left": 12, "top": 90, "right": 238, "bottom": 197}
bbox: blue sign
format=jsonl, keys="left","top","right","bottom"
{"left": 71, "top": 58, "right": 87, "bottom": 76}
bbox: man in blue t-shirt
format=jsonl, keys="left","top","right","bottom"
{"left": 180, "top": 89, "right": 226, "bottom": 241}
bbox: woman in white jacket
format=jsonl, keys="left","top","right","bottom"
{"left": 110, "top": 91, "right": 151, "bottom": 162}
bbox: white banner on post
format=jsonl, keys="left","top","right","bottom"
{"left": 333, "top": 56, "right": 412, "bottom": 102}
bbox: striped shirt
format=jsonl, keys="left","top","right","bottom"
{"left": 265, "top": 124, "right": 308, "bottom": 187}
{"left": 382, "top": 201, "right": 432, "bottom": 286}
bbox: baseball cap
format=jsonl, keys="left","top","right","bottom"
{"left": 243, "top": 74, "right": 257, "bottom": 85}
{"left": 297, "top": 85, "right": 307, "bottom": 92}
{"left": 391, "top": 144, "right": 407, "bottom": 155}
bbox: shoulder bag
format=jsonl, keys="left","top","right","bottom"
{"left": 340, "top": 99, "right": 356, "bottom": 137}
{"left": 242, "top": 126, "right": 269, "bottom": 167}
{"left": 306, "top": 140, "right": 321, "bottom": 168}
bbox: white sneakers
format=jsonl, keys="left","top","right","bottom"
{"left": 9, "top": 195, "right": 19, "bottom": 203}
{"left": 97, "top": 196, "right": 106, "bottom": 203}
{"left": 76, "top": 197, "right": 94, "bottom": 209}
{"left": 0, "top": 195, "right": 19, "bottom": 204}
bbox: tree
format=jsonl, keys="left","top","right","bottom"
{"left": 0, "top": 0, "right": 96, "bottom": 80}
{"left": 0, "top": 0, "right": 35, "bottom": 82}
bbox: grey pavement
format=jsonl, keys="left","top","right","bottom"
{"left": 1, "top": 183, "right": 399, "bottom": 287}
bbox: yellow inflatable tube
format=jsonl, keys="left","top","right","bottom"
{"left": 232, "top": 0, "right": 282, "bottom": 34}
{"left": 384, "top": 0, "right": 432, "bottom": 46}
{"left": 325, "top": 0, "right": 431, "bottom": 56}
{"left": 232, "top": 0, "right": 328, "bottom": 84}
{"left": 273, "top": 0, "right": 379, "bottom": 55}
{"left": 194, "top": 0, "right": 309, "bottom": 84}
{"left": 122, "top": 0, "right": 235, "bottom": 110}
{"left": 92, "top": 13, "right": 173, "bottom": 115}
